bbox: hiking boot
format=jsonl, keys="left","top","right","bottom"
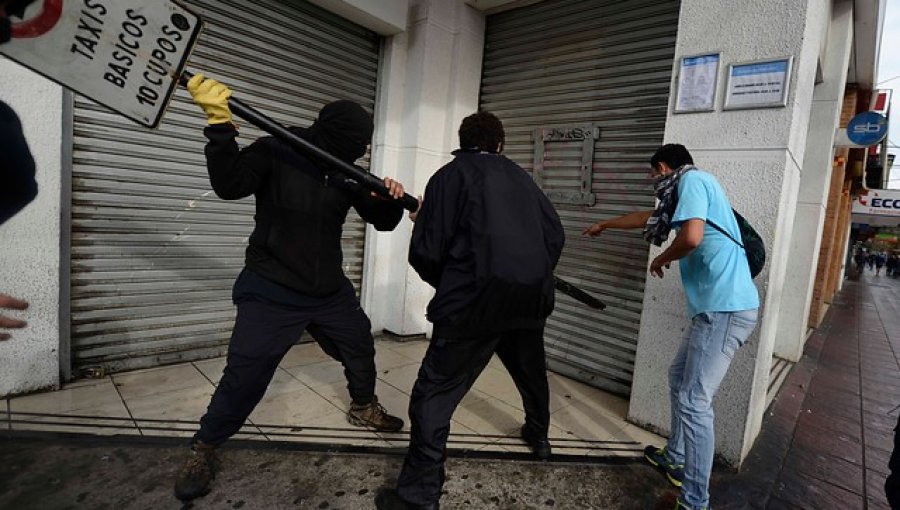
{"left": 347, "top": 396, "right": 404, "bottom": 432}
{"left": 374, "top": 488, "right": 439, "bottom": 510}
{"left": 173, "top": 442, "right": 219, "bottom": 501}
{"left": 521, "top": 425, "right": 552, "bottom": 460}
{"left": 644, "top": 445, "right": 684, "bottom": 487}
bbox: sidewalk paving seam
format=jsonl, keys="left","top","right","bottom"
{"left": 858, "top": 283, "right": 870, "bottom": 506}
{"left": 108, "top": 374, "right": 142, "bottom": 436}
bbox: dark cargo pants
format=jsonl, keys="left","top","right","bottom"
{"left": 194, "top": 274, "right": 376, "bottom": 446}
{"left": 396, "top": 327, "right": 550, "bottom": 506}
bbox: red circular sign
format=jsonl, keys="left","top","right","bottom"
{"left": 10, "top": 0, "right": 63, "bottom": 38}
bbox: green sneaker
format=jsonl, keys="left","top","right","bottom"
{"left": 674, "top": 499, "right": 709, "bottom": 510}
{"left": 643, "top": 445, "right": 684, "bottom": 487}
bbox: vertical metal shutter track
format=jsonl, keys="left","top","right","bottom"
{"left": 70, "top": 0, "right": 380, "bottom": 374}
{"left": 480, "top": 0, "right": 679, "bottom": 395}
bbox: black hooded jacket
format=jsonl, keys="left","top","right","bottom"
{"left": 0, "top": 100, "right": 37, "bottom": 225}
{"left": 409, "top": 150, "right": 565, "bottom": 339}
{"left": 203, "top": 102, "right": 403, "bottom": 297}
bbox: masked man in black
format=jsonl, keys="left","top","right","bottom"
{"left": 174, "top": 74, "right": 409, "bottom": 501}
{"left": 376, "top": 112, "right": 565, "bottom": 510}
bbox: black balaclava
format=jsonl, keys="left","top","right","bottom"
{"left": 0, "top": 0, "right": 37, "bottom": 43}
{"left": 299, "top": 100, "right": 373, "bottom": 164}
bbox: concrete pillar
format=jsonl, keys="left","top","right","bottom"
{"left": 829, "top": 181, "right": 853, "bottom": 293}
{"left": 810, "top": 159, "right": 847, "bottom": 326}
{"left": 773, "top": 0, "right": 853, "bottom": 362}
{"left": 627, "top": 0, "right": 833, "bottom": 465}
{"left": 362, "top": 0, "right": 485, "bottom": 335}
{"left": 0, "top": 59, "right": 65, "bottom": 396}
{"left": 835, "top": 202, "right": 853, "bottom": 292}
{"left": 825, "top": 175, "right": 851, "bottom": 299}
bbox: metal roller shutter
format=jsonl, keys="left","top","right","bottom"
{"left": 480, "top": 0, "right": 679, "bottom": 395}
{"left": 70, "top": 0, "right": 380, "bottom": 374}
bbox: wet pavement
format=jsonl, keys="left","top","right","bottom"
{"left": 2, "top": 274, "right": 898, "bottom": 509}
{"left": 0, "top": 433, "right": 673, "bottom": 510}
{"left": 710, "top": 273, "right": 900, "bottom": 509}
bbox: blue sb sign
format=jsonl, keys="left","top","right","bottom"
{"left": 847, "top": 111, "right": 888, "bottom": 146}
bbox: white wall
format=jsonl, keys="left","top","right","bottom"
{"left": 627, "top": 0, "right": 832, "bottom": 466}
{"left": 306, "top": 0, "right": 409, "bottom": 35}
{"left": 363, "top": 0, "right": 486, "bottom": 336}
{"left": 774, "top": 0, "right": 853, "bottom": 362}
{"left": 0, "top": 59, "right": 64, "bottom": 396}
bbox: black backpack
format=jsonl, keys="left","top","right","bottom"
{"left": 708, "top": 210, "right": 766, "bottom": 278}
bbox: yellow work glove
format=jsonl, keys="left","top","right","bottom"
{"left": 186, "top": 73, "right": 233, "bottom": 125}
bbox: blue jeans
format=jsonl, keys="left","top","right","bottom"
{"left": 665, "top": 309, "right": 759, "bottom": 509}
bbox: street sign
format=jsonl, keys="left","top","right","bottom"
{"left": 0, "top": 0, "right": 202, "bottom": 128}
{"left": 846, "top": 111, "right": 888, "bottom": 146}
{"left": 852, "top": 189, "right": 900, "bottom": 218}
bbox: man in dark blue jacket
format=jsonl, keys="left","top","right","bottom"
{"left": 0, "top": 0, "right": 39, "bottom": 341}
{"left": 376, "top": 112, "right": 565, "bottom": 510}
{"left": 175, "top": 74, "right": 409, "bottom": 501}
{"left": 0, "top": 99, "right": 33, "bottom": 340}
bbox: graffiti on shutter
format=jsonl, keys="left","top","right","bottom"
{"left": 532, "top": 125, "right": 598, "bottom": 206}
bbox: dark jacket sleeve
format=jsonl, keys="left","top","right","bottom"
{"left": 408, "top": 167, "right": 462, "bottom": 288}
{"left": 203, "top": 125, "right": 271, "bottom": 200}
{"left": 539, "top": 192, "right": 565, "bottom": 268}
{"left": 0, "top": 100, "right": 37, "bottom": 225}
{"left": 351, "top": 186, "right": 404, "bottom": 231}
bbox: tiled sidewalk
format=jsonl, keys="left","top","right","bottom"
{"left": 712, "top": 272, "right": 900, "bottom": 509}
{"left": 2, "top": 337, "right": 662, "bottom": 458}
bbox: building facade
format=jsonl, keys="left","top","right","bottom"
{"left": 0, "top": 0, "right": 886, "bottom": 466}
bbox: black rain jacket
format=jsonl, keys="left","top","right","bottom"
{"left": 0, "top": 100, "right": 37, "bottom": 225}
{"left": 204, "top": 124, "right": 403, "bottom": 297}
{"left": 409, "top": 149, "right": 565, "bottom": 339}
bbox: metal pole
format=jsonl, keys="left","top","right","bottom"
{"left": 553, "top": 276, "right": 606, "bottom": 310}
{"left": 179, "top": 71, "right": 606, "bottom": 310}
{"left": 179, "top": 71, "right": 420, "bottom": 212}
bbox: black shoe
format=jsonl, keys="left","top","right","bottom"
{"left": 374, "top": 488, "right": 439, "bottom": 510}
{"left": 521, "top": 425, "right": 552, "bottom": 460}
{"left": 173, "top": 442, "right": 219, "bottom": 501}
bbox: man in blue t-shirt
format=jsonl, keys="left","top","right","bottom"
{"left": 584, "top": 144, "right": 759, "bottom": 510}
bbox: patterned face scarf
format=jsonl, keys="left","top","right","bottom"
{"left": 642, "top": 165, "right": 694, "bottom": 246}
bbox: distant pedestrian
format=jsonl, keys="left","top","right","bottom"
{"left": 855, "top": 250, "right": 867, "bottom": 274}
{"left": 876, "top": 252, "right": 887, "bottom": 276}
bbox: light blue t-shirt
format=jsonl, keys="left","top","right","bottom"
{"left": 671, "top": 170, "right": 760, "bottom": 317}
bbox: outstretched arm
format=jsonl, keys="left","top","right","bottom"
{"left": 583, "top": 210, "right": 654, "bottom": 236}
